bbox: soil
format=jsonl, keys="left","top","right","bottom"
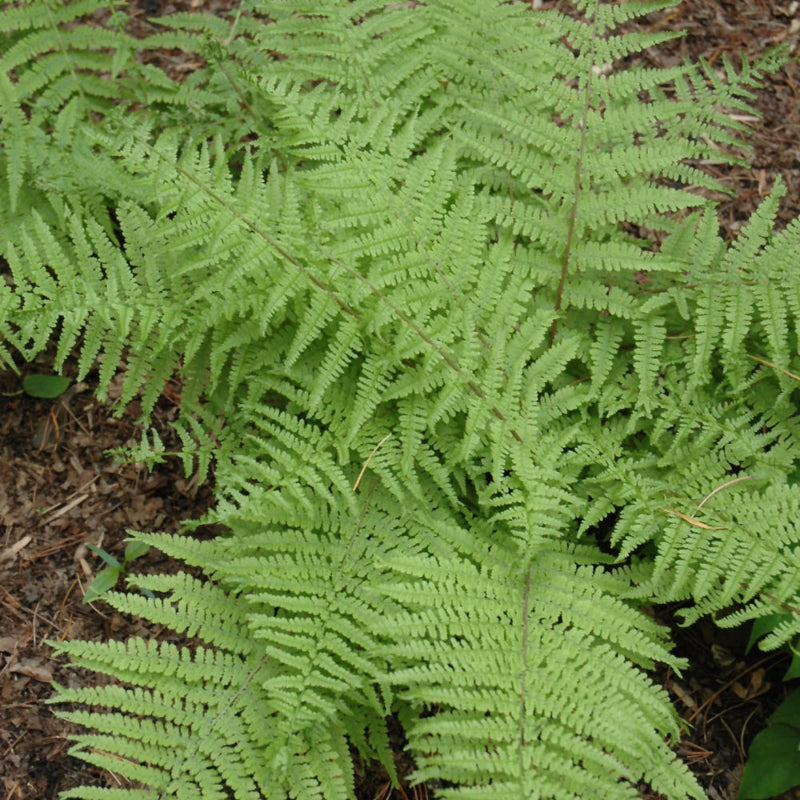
{"left": 2, "top": 1, "right": 800, "bottom": 798}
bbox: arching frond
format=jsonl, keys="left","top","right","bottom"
{"left": 2, "top": 0, "right": 798, "bottom": 798}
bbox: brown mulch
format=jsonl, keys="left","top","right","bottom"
{"left": 2, "top": 1, "right": 800, "bottom": 798}
{"left": 0, "top": 354, "right": 216, "bottom": 799}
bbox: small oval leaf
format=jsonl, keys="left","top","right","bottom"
{"left": 82, "top": 567, "right": 122, "bottom": 604}
{"left": 123, "top": 539, "right": 151, "bottom": 563}
{"left": 23, "top": 374, "right": 72, "bottom": 399}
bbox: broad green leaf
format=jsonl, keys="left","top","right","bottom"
{"left": 770, "top": 687, "right": 800, "bottom": 728}
{"left": 739, "top": 723, "right": 800, "bottom": 799}
{"left": 83, "top": 567, "right": 122, "bottom": 604}
{"left": 23, "top": 373, "right": 71, "bottom": 399}
{"left": 123, "top": 539, "right": 151, "bottom": 563}
{"left": 87, "top": 543, "right": 121, "bottom": 569}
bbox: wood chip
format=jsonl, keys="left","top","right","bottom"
{"left": 9, "top": 659, "right": 53, "bottom": 683}
{"left": 0, "top": 535, "right": 32, "bottom": 565}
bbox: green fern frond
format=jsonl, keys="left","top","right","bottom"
{"left": 52, "top": 571, "right": 372, "bottom": 800}
{"left": 51, "top": 592, "right": 278, "bottom": 799}
{"left": 2, "top": 0, "right": 798, "bottom": 797}
{"left": 644, "top": 483, "right": 800, "bottom": 634}
{"left": 378, "top": 548, "right": 698, "bottom": 800}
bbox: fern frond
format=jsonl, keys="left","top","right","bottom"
{"left": 378, "top": 547, "right": 699, "bottom": 800}
{"left": 51, "top": 584, "right": 280, "bottom": 799}
{"left": 4, "top": 0, "right": 796, "bottom": 798}
{"left": 643, "top": 483, "right": 800, "bottom": 636}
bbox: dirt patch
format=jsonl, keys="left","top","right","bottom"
{"left": 0, "top": 353, "right": 215, "bottom": 798}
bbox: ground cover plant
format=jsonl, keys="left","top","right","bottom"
{"left": 1, "top": 0, "right": 800, "bottom": 798}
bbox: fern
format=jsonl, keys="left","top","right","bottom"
{"left": 3, "top": 0, "right": 800, "bottom": 798}
{"left": 52, "top": 575, "right": 358, "bottom": 800}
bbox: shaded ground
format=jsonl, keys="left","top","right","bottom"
{"left": 0, "top": 357, "right": 215, "bottom": 798}
{"left": 2, "top": 1, "right": 800, "bottom": 798}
